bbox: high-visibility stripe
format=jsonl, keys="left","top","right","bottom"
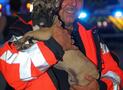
{"left": 0, "top": 43, "right": 49, "bottom": 81}
{"left": 102, "top": 71, "right": 120, "bottom": 90}
{"left": 115, "top": 18, "right": 123, "bottom": 28}
{"left": 0, "top": 50, "right": 32, "bottom": 81}
{"left": 102, "top": 71, "right": 120, "bottom": 84}
{"left": 78, "top": 23, "right": 123, "bottom": 89}
{"left": 100, "top": 43, "right": 109, "bottom": 54}
{"left": 109, "top": 16, "right": 123, "bottom": 30}
{"left": 24, "top": 44, "right": 49, "bottom": 72}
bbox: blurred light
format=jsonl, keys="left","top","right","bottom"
{"left": 114, "top": 11, "right": 123, "bottom": 18}
{"left": 78, "top": 11, "right": 88, "bottom": 19}
{"left": 26, "top": 3, "right": 31, "bottom": 10}
{"left": 30, "top": 4, "right": 33, "bottom": 12}
{"left": 103, "top": 21, "right": 108, "bottom": 27}
{"left": 26, "top": 3, "right": 33, "bottom": 12}
{"left": 0, "top": 0, "right": 5, "bottom": 3}
{"left": 109, "top": 16, "right": 123, "bottom": 30}
{"left": 97, "top": 21, "right": 102, "bottom": 27}
{"left": 0, "top": 4, "right": 2, "bottom": 10}
{"left": 6, "top": 4, "right": 11, "bottom": 15}
{"left": 115, "top": 18, "right": 123, "bottom": 29}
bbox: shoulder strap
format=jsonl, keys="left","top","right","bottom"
{"left": 92, "top": 28, "right": 102, "bottom": 79}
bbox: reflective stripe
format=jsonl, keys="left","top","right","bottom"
{"left": 100, "top": 43, "right": 109, "bottom": 54}
{"left": 18, "top": 52, "right": 32, "bottom": 81}
{"left": 0, "top": 44, "right": 49, "bottom": 81}
{"left": 113, "top": 83, "right": 120, "bottom": 90}
{"left": 102, "top": 71, "right": 120, "bottom": 90}
{"left": 1, "top": 50, "right": 32, "bottom": 80}
{"left": 23, "top": 44, "right": 49, "bottom": 71}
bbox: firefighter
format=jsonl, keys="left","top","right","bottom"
{"left": 0, "top": 0, "right": 123, "bottom": 90}
{"left": 52, "top": 0, "right": 123, "bottom": 90}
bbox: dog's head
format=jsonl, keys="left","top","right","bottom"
{"left": 32, "top": 0, "right": 62, "bottom": 27}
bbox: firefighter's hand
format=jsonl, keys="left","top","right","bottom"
{"left": 70, "top": 76, "right": 99, "bottom": 90}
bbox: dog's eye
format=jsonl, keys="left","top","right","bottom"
{"left": 38, "top": 4, "right": 42, "bottom": 8}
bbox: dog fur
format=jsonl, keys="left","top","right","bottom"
{"left": 14, "top": 0, "right": 99, "bottom": 86}
{"left": 15, "top": 28, "right": 99, "bottom": 86}
{"left": 32, "top": 0, "right": 62, "bottom": 27}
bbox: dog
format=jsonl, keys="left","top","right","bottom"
{"left": 14, "top": 0, "right": 99, "bottom": 86}
{"left": 32, "top": 0, "right": 62, "bottom": 27}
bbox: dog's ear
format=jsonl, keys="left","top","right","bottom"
{"left": 32, "top": 0, "right": 62, "bottom": 27}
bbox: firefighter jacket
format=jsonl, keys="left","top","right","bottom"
{"left": 72, "top": 22, "right": 123, "bottom": 90}
{"left": 0, "top": 38, "right": 64, "bottom": 90}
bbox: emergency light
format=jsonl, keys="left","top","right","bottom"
{"left": 0, "top": 4, "right": 2, "bottom": 10}
{"left": 78, "top": 11, "right": 88, "bottom": 19}
{"left": 114, "top": 10, "right": 123, "bottom": 18}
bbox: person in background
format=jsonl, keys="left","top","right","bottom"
{"left": 9, "top": 0, "right": 21, "bottom": 16}
{"left": 9, "top": 0, "right": 31, "bottom": 25}
{"left": 45, "top": 0, "right": 123, "bottom": 90}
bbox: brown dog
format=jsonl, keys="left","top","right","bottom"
{"left": 14, "top": 26, "right": 99, "bottom": 86}
{"left": 55, "top": 50, "right": 99, "bottom": 86}
{"left": 14, "top": 0, "right": 99, "bottom": 86}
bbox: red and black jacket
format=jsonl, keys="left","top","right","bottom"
{"left": 51, "top": 21, "right": 123, "bottom": 90}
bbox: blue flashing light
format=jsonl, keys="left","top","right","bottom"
{"left": 0, "top": 0, "right": 5, "bottom": 3}
{"left": 114, "top": 11, "right": 123, "bottom": 18}
{"left": 78, "top": 11, "right": 88, "bottom": 19}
